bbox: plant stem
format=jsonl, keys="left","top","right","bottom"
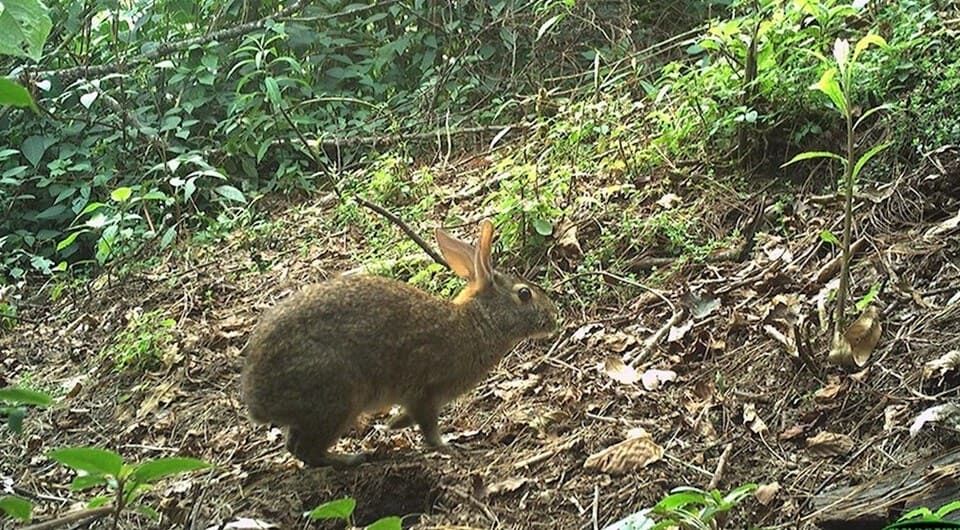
{"left": 111, "top": 479, "right": 125, "bottom": 530}
{"left": 834, "top": 88, "right": 855, "bottom": 339}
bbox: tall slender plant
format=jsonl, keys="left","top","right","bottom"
{"left": 783, "top": 34, "right": 890, "bottom": 351}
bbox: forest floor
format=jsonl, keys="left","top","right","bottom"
{"left": 3, "top": 146, "right": 960, "bottom": 530}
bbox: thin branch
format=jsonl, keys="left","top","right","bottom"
{"left": 21, "top": 506, "right": 114, "bottom": 530}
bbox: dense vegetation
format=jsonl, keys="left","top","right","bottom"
{"left": 3, "top": 0, "right": 960, "bottom": 528}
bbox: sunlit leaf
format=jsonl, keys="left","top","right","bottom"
{"left": 110, "top": 187, "right": 133, "bottom": 202}
{"left": 214, "top": 185, "right": 246, "bottom": 203}
{"left": 366, "top": 516, "right": 402, "bottom": 530}
{"left": 810, "top": 67, "right": 846, "bottom": 113}
{"left": 0, "top": 78, "right": 34, "bottom": 109}
{"left": 49, "top": 447, "right": 124, "bottom": 477}
{"left": 307, "top": 498, "right": 355, "bottom": 521}
{"left": 851, "top": 141, "right": 892, "bottom": 181}
{"left": 0, "top": 496, "right": 32, "bottom": 522}
{"left": 131, "top": 457, "right": 210, "bottom": 484}
{"left": 781, "top": 150, "right": 845, "bottom": 168}
{"left": 536, "top": 14, "right": 563, "bottom": 41}
{"left": 820, "top": 229, "right": 840, "bottom": 246}
{"left": 853, "top": 34, "right": 888, "bottom": 61}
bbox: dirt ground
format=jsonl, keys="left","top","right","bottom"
{"left": 2, "top": 147, "right": 960, "bottom": 529}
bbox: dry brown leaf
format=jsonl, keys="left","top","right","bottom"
{"left": 829, "top": 306, "right": 881, "bottom": 367}
{"left": 486, "top": 477, "right": 531, "bottom": 496}
{"left": 554, "top": 220, "right": 583, "bottom": 263}
{"left": 923, "top": 350, "right": 960, "bottom": 379}
{"left": 754, "top": 482, "right": 781, "bottom": 506}
{"left": 641, "top": 369, "right": 677, "bottom": 391}
{"left": 779, "top": 424, "right": 805, "bottom": 441}
{"left": 603, "top": 356, "right": 640, "bottom": 385}
{"left": 814, "top": 376, "right": 844, "bottom": 404}
{"left": 743, "top": 403, "right": 768, "bottom": 434}
{"left": 602, "top": 331, "right": 638, "bottom": 353}
{"left": 806, "top": 431, "right": 854, "bottom": 456}
{"left": 583, "top": 428, "right": 663, "bottom": 475}
{"left": 137, "top": 380, "right": 179, "bottom": 419}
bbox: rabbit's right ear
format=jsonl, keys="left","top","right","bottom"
{"left": 435, "top": 227, "right": 476, "bottom": 280}
{"left": 473, "top": 220, "right": 494, "bottom": 289}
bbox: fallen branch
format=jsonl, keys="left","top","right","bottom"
{"left": 707, "top": 443, "right": 734, "bottom": 490}
{"left": 306, "top": 124, "right": 525, "bottom": 149}
{"left": 21, "top": 506, "right": 114, "bottom": 530}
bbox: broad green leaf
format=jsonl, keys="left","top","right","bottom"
{"left": 264, "top": 76, "right": 281, "bottom": 107}
{"left": 855, "top": 283, "right": 882, "bottom": 312}
{"left": 810, "top": 67, "right": 846, "bottom": 113}
{"left": 532, "top": 218, "right": 553, "bottom": 236}
{"left": 56, "top": 230, "right": 82, "bottom": 251}
{"left": 49, "top": 447, "right": 124, "bottom": 477}
{"left": 536, "top": 14, "right": 563, "bottom": 41}
{"left": 0, "top": 495, "right": 32, "bottom": 522}
{"left": 22, "top": 135, "right": 51, "bottom": 167}
{"left": 654, "top": 491, "right": 706, "bottom": 511}
{"left": 853, "top": 34, "right": 887, "bottom": 61}
{"left": 307, "top": 497, "right": 356, "bottom": 521}
{"left": 110, "top": 187, "right": 133, "bottom": 202}
{"left": 819, "top": 229, "right": 840, "bottom": 246}
{"left": 0, "top": 386, "right": 52, "bottom": 406}
{"left": 851, "top": 141, "right": 892, "bottom": 181}
{"left": 0, "top": 78, "right": 34, "bottom": 109}
{"left": 214, "top": 184, "right": 246, "bottom": 203}
{"left": 131, "top": 457, "right": 210, "bottom": 484}
{"left": 5, "top": 407, "right": 25, "bottom": 433}
{"left": 70, "top": 474, "right": 108, "bottom": 491}
{"left": 781, "top": 150, "right": 846, "bottom": 168}
{"left": 0, "top": 0, "right": 53, "bottom": 61}
{"left": 366, "top": 516, "right": 402, "bottom": 530}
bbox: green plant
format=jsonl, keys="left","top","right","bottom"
{"left": 782, "top": 33, "right": 889, "bottom": 344}
{"left": 308, "top": 497, "right": 402, "bottom": 530}
{"left": 651, "top": 483, "right": 758, "bottom": 530}
{"left": 0, "top": 385, "right": 52, "bottom": 433}
{"left": 47, "top": 447, "right": 209, "bottom": 528}
{"left": 102, "top": 309, "right": 177, "bottom": 371}
{"left": 0, "top": 494, "right": 33, "bottom": 522}
{"left": 896, "top": 499, "right": 960, "bottom": 524}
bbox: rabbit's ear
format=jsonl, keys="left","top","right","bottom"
{"left": 436, "top": 227, "right": 476, "bottom": 280}
{"left": 473, "top": 219, "right": 495, "bottom": 289}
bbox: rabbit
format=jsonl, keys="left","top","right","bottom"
{"left": 241, "top": 219, "right": 558, "bottom": 467}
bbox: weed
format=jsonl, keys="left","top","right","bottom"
{"left": 102, "top": 310, "right": 177, "bottom": 371}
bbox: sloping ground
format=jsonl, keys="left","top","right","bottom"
{"left": 2, "top": 146, "right": 959, "bottom": 529}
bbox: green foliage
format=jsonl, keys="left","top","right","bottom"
{"left": 48, "top": 446, "right": 209, "bottom": 526}
{"left": 0, "top": 0, "right": 52, "bottom": 61}
{"left": 102, "top": 309, "right": 177, "bottom": 371}
{"left": 0, "top": 495, "right": 33, "bottom": 522}
{"left": 307, "top": 496, "right": 402, "bottom": 530}
{"left": 897, "top": 499, "right": 960, "bottom": 523}
{"left": 0, "top": 385, "right": 52, "bottom": 433}
{"left": 651, "top": 483, "right": 757, "bottom": 530}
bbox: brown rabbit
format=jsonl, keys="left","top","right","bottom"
{"left": 241, "top": 219, "right": 558, "bottom": 467}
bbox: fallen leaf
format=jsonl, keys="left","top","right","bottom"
{"left": 603, "top": 356, "right": 640, "bottom": 385}
{"left": 641, "top": 369, "right": 677, "bottom": 391}
{"left": 667, "top": 319, "right": 693, "bottom": 343}
{"left": 572, "top": 323, "right": 603, "bottom": 342}
{"left": 210, "top": 518, "right": 277, "bottom": 530}
{"left": 583, "top": 428, "right": 663, "bottom": 475}
{"left": 814, "top": 376, "right": 844, "bottom": 404}
{"left": 743, "top": 403, "right": 768, "bottom": 434}
{"left": 923, "top": 350, "right": 960, "bottom": 379}
{"left": 602, "top": 331, "right": 638, "bottom": 353}
{"left": 829, "top": 306, "right": 881, "bottom": 367}
{"left": 754, "top": 482, "right": 781, "bottom": 506}
{"left": 909, "top": 403, "right": 960, "bottom": 437}
{"left": 779, "top": 424, "right": 806, "bottom": 441}
{"left": 656, "top": 193, "right": 681, "bottom": 209}
{"left": 554, "top": 220, "right": 583, "bottom": 263}
{"left": 486, "top": 477, "right": 531, "bottom": 496}
{"left": 806, "top": 431, "right": 854, "bottom": 457}
{"left": 684, "top": 290, "right": 721, "bottom": 319}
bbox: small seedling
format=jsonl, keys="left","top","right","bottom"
{"left": 896, "top": 499, "right": 960, "bottom": 524}
{"left": 307, "top": 497, "right": 402, "bottom": 530}
{"left": 0, "top": 495, "right": 33, "bottom": 523}
{"left": 48, "top": 447, "right": 210, "bottom": 529}
{"left": 0, "top": 385, "right": 52, "bottom": 433}
{"left": 651, "top": 483, "right": 757, "bottom": 530}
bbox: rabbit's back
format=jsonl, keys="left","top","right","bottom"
{"left": 241, "top": 275, "right": 461, "bottom": 425}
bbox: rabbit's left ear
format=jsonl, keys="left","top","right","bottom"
{"left": 436, "top": 227, "right": 476, "bottom": 281}
{"left": 473, "top": 219, "right": 494, "bottom": 290}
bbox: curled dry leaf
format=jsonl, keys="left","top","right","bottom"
{"left": 603, "top": 356, "right": 640, "bottom": 385}
{"left": 805, "top": 431, "right": 855, "bottom": 457}
{"left": 583, "top": 428, "right": 663, "bottom": 475}
{"left": 909, "top": 403, "right": 960, "bottom": 437}
{"left": 828, "top": 306, "right": 881, "bottom": 367}
{"left": 779, "top": 424, "right": 806, "bottom": 441}
{"left": 923, "top": 350, "right": 960, "bottom": 379}
{"left": 554, "top": 220, "right": 583, "bottom": 263}
{"left": 754, "top": 482, "right": 781, "bottom": 506}
{"left": 485, "top": 477, "right": 531, "bottom": 497}
{"left": 743, "top": 403, "right": 768, "bottom": 434}
{"left": 641, "top": 369, "right": 677, "bottom": 391}
{"left": 814, "top": 376, "right": 844, "bottom": 404}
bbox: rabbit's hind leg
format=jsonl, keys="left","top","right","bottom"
{"left": 285, "top": 412, "right": 366, "bottom": 468}
{"left": 407, "top": 397, "right": 451, "bottom": 452}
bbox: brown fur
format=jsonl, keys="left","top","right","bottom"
{"left": 240, "top": 220, "right": 558, "bottom": 467}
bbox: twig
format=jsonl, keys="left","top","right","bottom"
{"left": 707, "top": 443, "right": 734, "bottom": 490}
{"left": 21, "top": 506, "right": 114, "bottom": 530}
{"left": 625, "top": 310, "right": 684, "bottom": 367}
{"left": 305, "top": 124, "right": 524, "bottom": 149}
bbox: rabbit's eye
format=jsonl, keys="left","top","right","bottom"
{"left": 518, "top": 286, "right": 532, "bottom": 302}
